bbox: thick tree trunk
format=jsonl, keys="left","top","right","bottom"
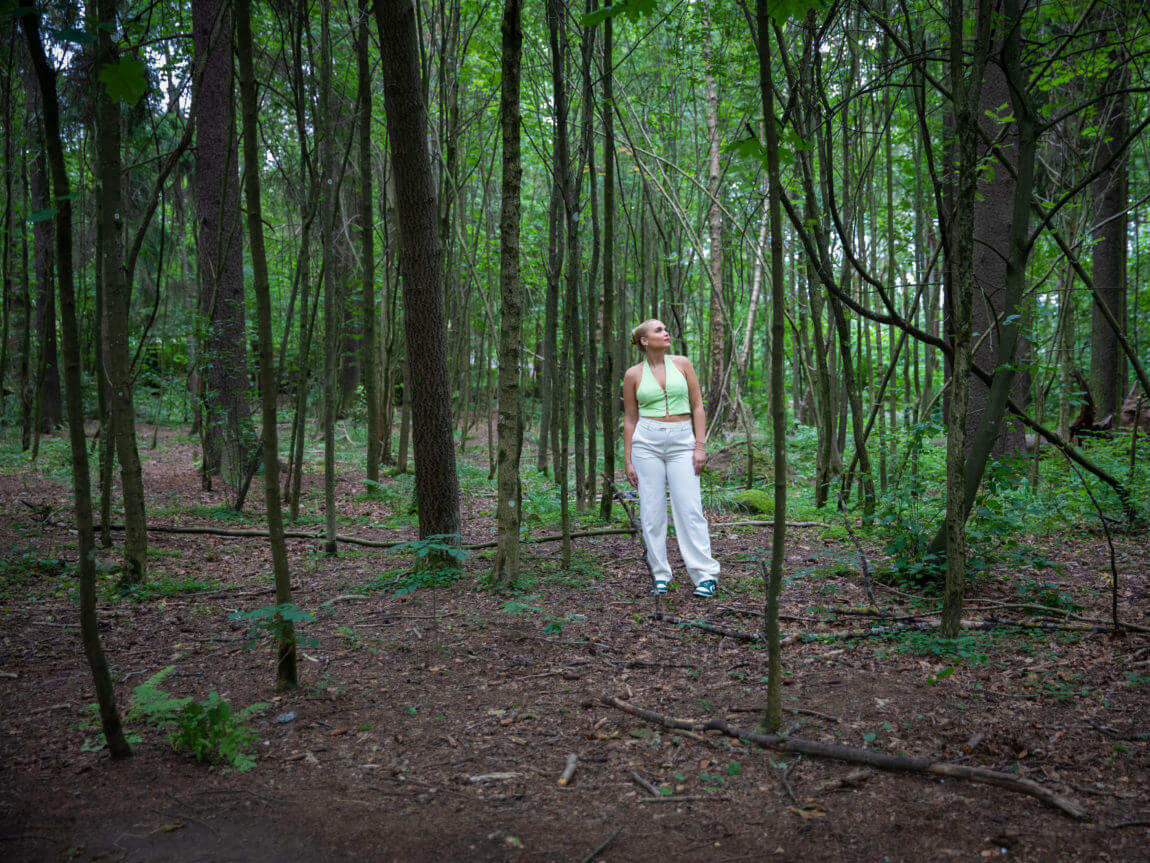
{"left": 236, "top": 0, "right": 297, "bottom": 690}
{"left": 375, "top": 0, "right": 461, "bottom": 542}
{"left": 95, "top": 0, "right": 148, "bottom": 586}
{"left": 492, "top": 0, "right": 524, "bottom": 588}
{"left": 192, "top": 0, "right": 252, "bottom": 486}
{"left": 20, "top": 7, "right": 131, "bottom": 758}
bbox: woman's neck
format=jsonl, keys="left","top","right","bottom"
{"left": 646, "top": 347, "right": 667, "bottom": 365}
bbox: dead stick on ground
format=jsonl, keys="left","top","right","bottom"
{"left": 579, "top": 826, "right": 623, "bottom": 863}
{"left": 655, "top": 613, "right": 762, "bottom": 642}
{"left": 91, "top": 522, "right": 633, "bottom": 550}
{"left": 601, "top": 695, "right": 1087, "bottom": 820}
{"left": 557, "top": 753, "right": 578, "bottom": 787}
{"left": 630, "top": 770, "right": 661, "bottom": 797}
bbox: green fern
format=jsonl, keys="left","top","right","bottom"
{"left": 127, "top": 666, "right": 267, "bottom": 771}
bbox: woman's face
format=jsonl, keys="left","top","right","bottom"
{"left": 644, "top": 320, "right": 671, "bottom": 351}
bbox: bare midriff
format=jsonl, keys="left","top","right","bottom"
{"left": 646, "top": 414, "right": 691, "bottom": 423}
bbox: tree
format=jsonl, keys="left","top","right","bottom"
{"left": 374, "top": 0, "right": 461, "bottom": 545}
{"left": 755, "top": 0, "right": 787, "bottom": 735}
{"left": 20, "top": 4, "right": 130, "bottom": 758}
{"left": 492, "top": 0, "right": 524, "bottom": 588}
{"left": 1089, "top": 8, "right": 1129, "bottom": 420}
{"left": 192, "top": 0, "right": 253, "bottom": 492}
{"left": 235, "top": 0, "right": 297, "bottom": 690}
{"left": 93, "top": 0, "right": 148, "bottom": 585}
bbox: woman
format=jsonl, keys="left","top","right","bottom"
{"left": 622, "top": 319, "right": 720, "bottom": 597}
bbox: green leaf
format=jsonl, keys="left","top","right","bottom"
{"left": 29, "top": 207, "right": 57, "bottom": 223}
{"left": 580, "top": 0, "right": 657, "bottom": 27}
{"left": 50, "top": 26, "right": 95, "bottom": 45}
{"left": 98, "top": 56, "right": 148, "bottom": 106}
{"left": 768, "top": 0, "right": 826, "bottom": 24}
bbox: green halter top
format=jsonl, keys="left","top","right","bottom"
{"left": 636, "top": 358, "right": 690, "bottom": 417}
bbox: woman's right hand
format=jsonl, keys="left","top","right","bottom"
{"left": 625, "top": 460, "right": 638, "bottom": 487}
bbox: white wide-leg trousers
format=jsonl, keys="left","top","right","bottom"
{"left": 631, "top": 418, "right": 720, "bottom": 587}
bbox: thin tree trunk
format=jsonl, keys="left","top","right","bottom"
{"left": 20, "top": 7, "right": 131, "bottom": 757}
{"left": 236, "top": 0, "right": 297, "bottom": 689}
{"left": 95, "top": 0, "right": 147, "bottom": 585}
{"left": 757, "top": 3, "right": 787, "bottom": 737}
{"left": 703, "top": 0, "right": 724, "bottom": 419}
{"left": 598, "top": 15, "right": 615, "bottom": 520}
{"left": 358, "top": 0, "right": 381, "bottom": 485}
{"left": 320, "top": 1, "right": 339, "bottom": 556}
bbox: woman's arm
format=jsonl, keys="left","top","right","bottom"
{"left": 622, "top": 367, "right": 640, "bottom": 486}
{"left": 677, "top": 357, "right": 707, "bottom": 475}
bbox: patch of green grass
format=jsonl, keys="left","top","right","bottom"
{"left": 888, "top": 630, "right": 994, "bottom": 665}
{"left": 113, "top": 575, "right": 228, "bottom": 603}
{"left": 187, "top": 504, "right": 261, "bottom": 525}
{"left": 0, "top": 546, "right": 67, "bottom": 599}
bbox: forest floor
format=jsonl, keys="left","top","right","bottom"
{"left": 0, "top": 425, "right": 1147, "bottom": 862}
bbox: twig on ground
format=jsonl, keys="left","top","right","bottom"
{"left": 579, "top": 826, "right": 623, "bottom": 863}
{"left": 654, "top": 612, "right": 762, "bottom": 642}
{"left": 557, "top": 753, "right": 578, "bottom": 786}
{"left": 601, "top": 695, "right": 1087, "bottom": 820}
{"left": 630, "top": 770, "right": 661, "bottom": 798}
{"left": 779, "top": 756, "right": 800, "bottom": 804}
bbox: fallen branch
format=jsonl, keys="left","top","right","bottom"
{"left": 557, "top": 753, "right": 578, "bottom": 786}
{"left": 579, "top": 826, "right": 622, "bottom": 863}
{"left": 715, "top": 519, "right": 828, "bottom": 528}
{"left": 630, "top": 770, "right": 661, "bottom": 797}
{"left": 601, "top": 695, "right": 1087, "bottom": 820}
{"left": 654, "top": 612, "right": 762, "bottom": 642}
{"left": 91, "top": 522, "right": 634, "bottom": 551}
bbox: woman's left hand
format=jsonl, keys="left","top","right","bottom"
{"left": 693, "top": 448, "right": 706, "bottom": 475}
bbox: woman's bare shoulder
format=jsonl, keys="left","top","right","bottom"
{"left": 670, "top": 355, "right": 695, "bottom": 372}
{"left": 623, "top": 362, "right": 644, "bottom": 382}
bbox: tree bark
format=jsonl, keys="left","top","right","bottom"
{"left": 94, "top": 0, "right": 148, "bottom": 585}
{"left": 756, "top": 1, "right": 787, "bottom": 735}
{"left": 236, "top": 0, "right": 297, "bottom": 690}
{"left": 20, "top": 6, "right": 131, "bottom": 758}
{"left": 492, "top": 0, "right": 524, "bottom": 588}
{"left": 375, "top": 0, "right": 461, "bottom": 543}
{"left": 357, "top": 0, "right": 382, "bottom": 485}
{"left": 192, "top": 0, "right": 252, "bottom": 486}
{"left": 1089, "top": 19, "right": 1128, "bottom": 420}
{"left": 703, "top": 0, "right": 724, "bottom": 419}
{"left": 319, "top": 1, "right": 340, "bottom": 555}
{"left": 598, "top": 14, "right": 616, "bottom": 520}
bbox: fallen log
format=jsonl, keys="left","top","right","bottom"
{"left": 601, "top": 695, "right": 1087, "bottom": 820}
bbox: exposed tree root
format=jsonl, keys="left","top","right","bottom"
{"left": 601, "top": 695, "right": 1087, "bottom": 820}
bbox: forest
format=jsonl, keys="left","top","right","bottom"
{"left": 0, "top": 0, "right": 1147, "bottom": 859}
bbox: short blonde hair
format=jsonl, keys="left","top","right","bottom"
{"left": 630, "top": 319, "right": 660, "bottom": 352}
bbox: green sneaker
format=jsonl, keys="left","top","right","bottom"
{"left": 693, "top": 579, "right": 717, "bottom": 598}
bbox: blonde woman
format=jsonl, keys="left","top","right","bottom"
{"left": 622, "top": 319, "right": 720, "bottom": 597}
